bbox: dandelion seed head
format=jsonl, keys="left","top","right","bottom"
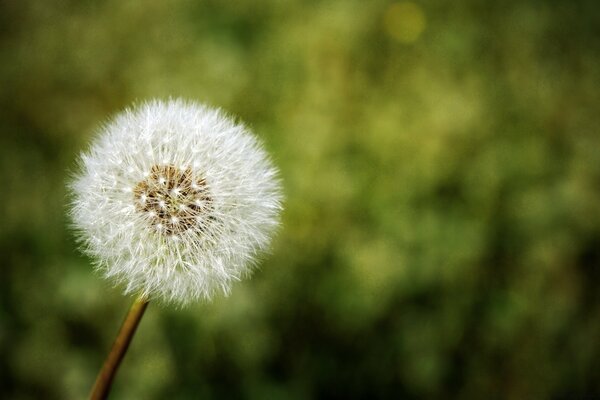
{"left": 70, "top": 99, "right": 282, "bottom": 305}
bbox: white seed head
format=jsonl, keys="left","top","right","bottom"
{"left": 70, "top": 99, "right": 283, "bottom": 306}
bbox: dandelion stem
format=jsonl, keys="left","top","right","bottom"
{"left": 89, "top": 297, "right": 149, "bottom": 400}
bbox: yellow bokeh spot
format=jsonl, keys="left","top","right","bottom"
{"left": 384, "top": 2, "right": 426, "bottom": 43}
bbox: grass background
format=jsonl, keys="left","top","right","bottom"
{"left": 1, "top": 0, "right": 599, "bottom": 398}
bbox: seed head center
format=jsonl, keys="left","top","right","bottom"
{"left": 134, "top": 165, "right": 211, "bottom": 235}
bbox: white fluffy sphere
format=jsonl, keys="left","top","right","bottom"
{"left": 70, "top": 99, "right": 282, "bottom": 305}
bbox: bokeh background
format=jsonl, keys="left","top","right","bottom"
{"left": 1, "top": 0, "right": 599, "bottom": 398}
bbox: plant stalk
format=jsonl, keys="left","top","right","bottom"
{"left": 89, "top": 297, "right": 149, "bottom": 400}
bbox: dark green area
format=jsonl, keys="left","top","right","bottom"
{"left": 1, "top": 0, "right": 599, "bottom": 398}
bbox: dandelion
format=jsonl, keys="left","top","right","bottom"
{"left": 70, "top": 99, "right": 282, "bottom": 399}
{"left": 71, "top": 99, "right": 282, "bottom": 305}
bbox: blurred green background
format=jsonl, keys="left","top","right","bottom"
{"left": 1, "top": 0, "right": 599, "bottom": 398}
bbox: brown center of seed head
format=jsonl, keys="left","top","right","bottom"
{"left": 133, "top": 164, "right": 212, "bottom": 235}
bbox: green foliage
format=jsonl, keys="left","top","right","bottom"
{"left": 1, "top": 0, "right": 599, "bottom": 398}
